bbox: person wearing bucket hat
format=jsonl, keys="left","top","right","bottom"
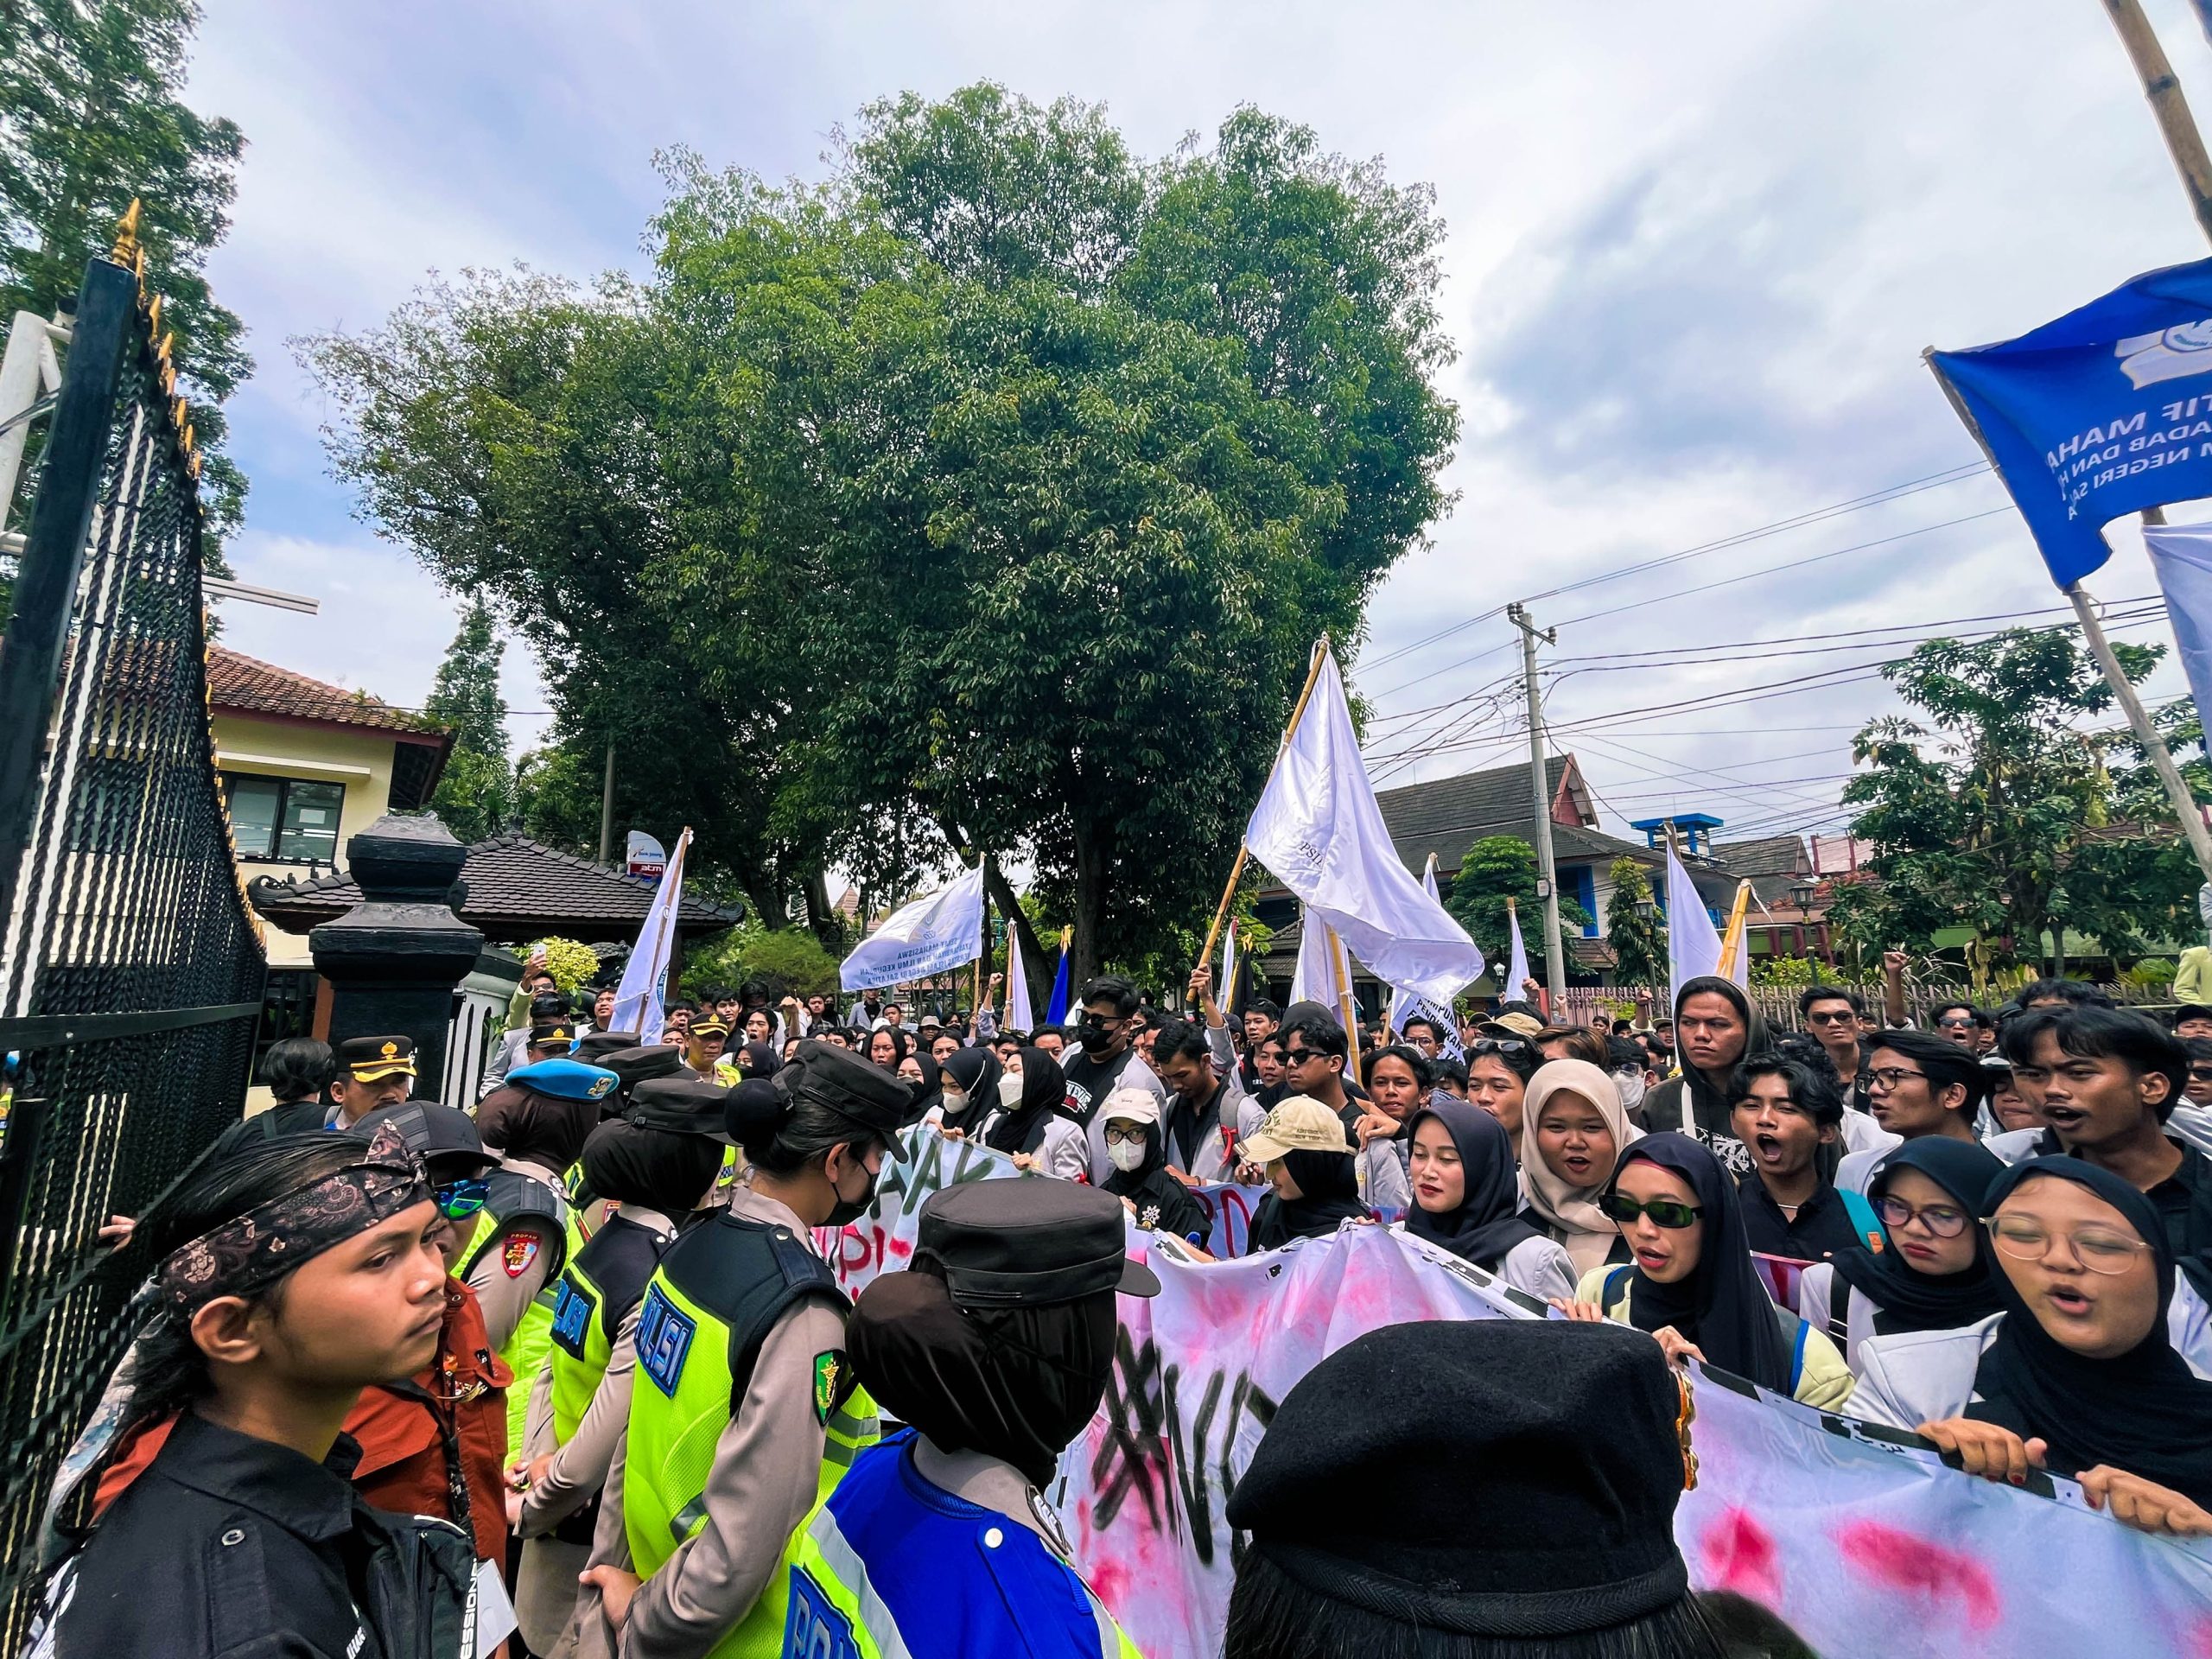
{"left": 512, "top": 1103, "right": 730, "bottom": 1656}
{"left": 1221, "top": 1319, "right": 1758, "bottom": 1659}
{"left": 573, "top": 1039, "right": 912, "bottom": 1656}
{"left": 461, "top": 1054, "right": 616, "bottom": 1471}
{"left": 1244, "top": 1096, "right": 1368, "bottom": 1254}
{"left": 779, "top": 1179, "right": 1156, "bottom": 1658}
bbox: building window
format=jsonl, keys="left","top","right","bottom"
{"left": 220, "top": 773, "right": 346, "bottom": 862}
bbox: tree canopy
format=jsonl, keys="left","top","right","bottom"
{"left": 1825, "top": 626, "right": 2207, "bottom": 971}
{"left": 422, "top": 600, "right": 512, "bottom": 844}
{"left": 1442, "top": 836, "right": 1592, "bottom": 976}
{"left": 299, "top": 85, "right": 1458, "bottom": 986}
{"left": 0, "top": 0, "right": 249, "bottom": 559}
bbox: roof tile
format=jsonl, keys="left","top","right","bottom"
{"left": 207, "top": 645, "right": 443, "bottom": 738}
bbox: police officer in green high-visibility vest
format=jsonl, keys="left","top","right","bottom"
{"left": 575, "top": 1041, "right": 908, "bottom": 1659}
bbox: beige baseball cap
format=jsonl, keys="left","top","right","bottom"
{"left": 1478, "top": 1010, "right": 1545, "bottom": 1040}
{"left": 1240, "top": 1096, "right": 1352, "bottom": 1164}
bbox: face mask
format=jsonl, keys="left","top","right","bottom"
{"left": 939, "top": 1087, "right": 967, "bottom": 1115}
{"left": 1077, "top": 1016, "right": 1115, "bottom": 1055}
{"left": 1613, "top": 1068, "right": 1647, "bottom": 1111}
{"left": 1109, "top": 1138, "right": 1147, "bottom": 1173}
{"left": 824, "top": 1154, "right": 881, "bottom": 1228}
{"left": 999, "top": 1073, "right": 1026, "bottom": 1108}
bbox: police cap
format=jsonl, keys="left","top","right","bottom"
{"left": 351, "top": 1099, "right": 496, "bottom": 1179}
{"left": 596, "top": 1043, "right": 684, "bottom": 1090}
{"left": 574, "top": 1029, "right": 642, "bottom": 1062}
{"left": 336, "top": 1034, "right": 416, "bottom": 1082}
{"left": 627, "top": 1074, "right": 735, "bottom": 1144}
{"left": 917, "top": 1179, "right": 1160, "bottom": 1308}
{"left": 778, "top": 1039, "right": 911, "bottom": 1139}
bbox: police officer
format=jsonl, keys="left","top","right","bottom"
{"left": 785, "top": 1179, "right": 1159, "bottom": 1657}
{"left": 463, "top": 1052, "right": 617, "bottom": 1468}
{"left": 572, "top": 1040, "right": 907, "bottom": 1658}
{"left": 327, "top": 1033, "right": 417, "bottom": 1128}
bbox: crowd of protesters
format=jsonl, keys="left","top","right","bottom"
{"left": 28, "top": 941, "right": 2212, "bottom": 1658}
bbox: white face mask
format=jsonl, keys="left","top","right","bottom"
{"left": 1612, "top": 1068, "right": 1647, "bottom": 1111}
{"left": 1108, "top": 1138, "right": 1147, "bottom": 1173}
{"left": 999, "top": 1073, "right": 1026, "bottom": 1108}
{"left": 940, "top": 1088, "right": 967, "bottom": 1114}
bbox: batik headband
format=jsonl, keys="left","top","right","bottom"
{"left": 159, "top": 1120, "right": 430, "bottom": 1311}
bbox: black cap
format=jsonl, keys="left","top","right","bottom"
{"left": 627, "top": 1074, "right": 735, "bottom": 1144}
{"left": 778, "top": 1039, "right": 912, "bottom": 1138}
{"left": 335, "top": 1033, "right": 416, "bottom": 1081}
{"left": 597, "top": 1044, "right": 684, "bottom": 1090}
{"left": 352, "top": 1099, "right": 496, "bottom": 1179}
{"left": 1226, "top": 1320, "right": 1692, "bottom": 1637}
{"left": 575, "top": 1030, "right": 642, "bottom": 1062}
{"left": 530, "top": 1020, "right": 577, "bottom": 1049}
{"left": 916, "top": 1179, "right": 1160, "bottom": 1307}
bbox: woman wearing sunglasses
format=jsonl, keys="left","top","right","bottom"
{"left": 1851, "top": 1157, "right": 2212, "bottom": 1535}
{"left": 1554, "top": 1132, "right": 1854, "bottom": 1408}
{"left": 1796, "top": 1139, "right": 2005, "bottom": 1372}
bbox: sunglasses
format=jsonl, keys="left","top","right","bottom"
{"left": 1471, "top": 1038, "right": 1529, "bottom": 1056}
{"left": 435, "top": 1177, "right": 490, "bottom": 1222}
{"left": 1599, "top": 1193, "right": 1704, "bottom": 1229}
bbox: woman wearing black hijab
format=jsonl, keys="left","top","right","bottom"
{"left": 1399, "top": 1099, "right": 1575, "bottom": 1303}
{"left": 975, "top": 1047, "right": 1089, "bottom": 1181}
{"left": 1798, "top": 1137, "right": 2005, "bottom": 1370}
{"left": 1856, "top": 1157, "right": 2212, "bottom": 1533}
{"left": 1639, "top": 975, "right": 1766, "bottom": 1177}
{"left": 1097, "top": 1088, "right": 1208, "bottom": 1243}
{"left": 1562, "top": 1132, "right": 1854, "bottom": 1408}
{"left": 934, "top": 1046, "right": 1001, "bottom": 1139}
{"left": 1242, "top": 1097, "right": 1368, "bottom": 1253}
{"left": 734, "top": 1039, "right": 781, "bottom": 1080}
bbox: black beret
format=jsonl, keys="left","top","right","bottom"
{"left": 1226, "top": 1320, "right": 1692, "bottom": 1637}
{"left": 595, "top": 1044, "right": 684, "bottom": 1090}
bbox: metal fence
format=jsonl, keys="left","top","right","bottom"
{"left": 1549, "top": 982, "right": 2177, "bottom": 1034}
{"left": 0, "top": 232, "right": 265, "bottom": 1639}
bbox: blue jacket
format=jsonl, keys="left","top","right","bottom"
{"left": 786, "top": 1431, "right": 1135, "bottom": 1659}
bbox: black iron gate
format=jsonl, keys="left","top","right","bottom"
{"left": 0, "top": 219, "right": 266, "bottom": 1637}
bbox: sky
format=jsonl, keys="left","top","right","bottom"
{"left": 181, "top": 0, "right": 2212, "bottom": 858}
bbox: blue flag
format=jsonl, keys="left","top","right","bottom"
{"left": 1929, "top": 258, "right": 2212, "bottom": 588}
{"left": 1044, "top": 940, "right": 1071, "bottom": 1027}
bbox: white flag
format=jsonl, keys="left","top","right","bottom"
{"left": 1389, "top": 858, "right": 1464, "bottom": 1054}
{"left": 1289, "top": 907, "right": 1336, "bottom": 1008}
{"left": 2144, "top": 522, "right": 2212, "bottom": 762}
{"left": 840, "top": 861, "right": 987, "bottom": 992}
{"left": 1504, "top": 898, "right": 1532, "bottom": 1003}
{"left": 1219, "top": 919, "right": 1240, "bottom": 1017}
{"left": 1244, "top": 645, "right": 1485, "bottom": 1004}
{"left": 1665, "top": 839, "right": 1724, "bottom": 1007}
{"left": 611, "top": 827, "right": 691, "bottom": 1043}
{"left": 1004, "top": 919, "right": 1034, "bottom": 1033}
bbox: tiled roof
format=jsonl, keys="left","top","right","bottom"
{"left": 249, "top": 830, "right": 744, "bottom": 942}
{"left": 1375, "top": 756, "right": 1577, "bottom": 866}
{"left": 207, "top": 646, "right": 445, "bottom": 741}
{"left": 1709, "top": 836, "right": 1810, "bottom": 879}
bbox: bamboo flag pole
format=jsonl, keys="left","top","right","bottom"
{"left": 1198, "top": 635, "right": 1334, "bottom": 975}
{"left": 1327, "top": 922, "right": 1364, "bottom": 1088}
{"left": 2101, "top": 0, "right": 2212, "bottom": 247}
{"left": 1714, "top": 880, "right": 1754, "bottom": 981}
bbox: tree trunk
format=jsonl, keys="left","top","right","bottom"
{"left": 1070, "top": 816, "right": 1112, "bottom": 989}
{"left": 740, "top": 868, "right": 786, "bottom": 933}
{"left": 982, "top": 859, "right": 1054, "bottom": 1015}
{"left": 804, "top": 869, "right": 840, "bottom": 948}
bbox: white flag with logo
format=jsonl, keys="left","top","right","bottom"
{"left": 1245, "top": 645, "right": 1485, "bottom": 1004}
{"left": 1288, "top": 907, "right": 1339, "bottom": 1008}
{"left": 2144, "top": 522, "right": 2212, "bottom": 761}
{"left": 840, "top": 861, "right": 987, "bottom": 991}
{"left": 611, "top": 828, "right": 691, "bottom": 1043}
{"left": 1666, "top": 840, "right": 1724, "bottom": 1006}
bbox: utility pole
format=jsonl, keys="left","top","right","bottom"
{"left": 1507, "top": 602, "right": 1567, "bottom": 1008}
{"left": 597, "top": 744, "right": 616, "bottom": 864}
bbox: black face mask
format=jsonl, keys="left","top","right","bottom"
{"left": 1076, "top": 1015, "right": 1116, "bottom": 1055}
{"left": 825, "top": 1154, "right": 882, "bottom": 1228}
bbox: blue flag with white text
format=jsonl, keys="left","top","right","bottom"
{"left": 1929, "top": 258, "right": 2212, "bottom": 588}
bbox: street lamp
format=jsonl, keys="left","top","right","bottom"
{"left": 1788, "top": 878, "right": 1828, "bottom": 967}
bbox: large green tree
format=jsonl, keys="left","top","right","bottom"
{"left": 301, "top": 86, "right": 1458, "bottom": 986}
{"left": 421, "top": 600, "right": 512, "bottom": 843}
{"left": 0, "top": 0, "right": 249, "bottom": 558}
{"left": 1443, "top": 836, "right": 1592, "bottom": 981}
{"left": 1604, "top": 856, "right": 1668, "bottom": 986}
{"left": 1825, "top": 627, "right": 2206, "bottom": 971}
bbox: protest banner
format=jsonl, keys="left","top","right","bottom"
{"left": 822, "top": 1128, "right": 2212, "bottom": 1658}
{"left": 837, "top": 861, "right": 988, "bottom": 991}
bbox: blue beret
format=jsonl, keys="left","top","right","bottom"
{"left": 508, "top": 1057, "right": 620, "bottom": 1103}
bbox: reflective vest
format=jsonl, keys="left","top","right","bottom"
{"left": 782, "top": 1432, "right": 1141, "bottom": 1659}
{"left": 624, "top": 1209, "right": 879, "bottom": 1659}
{"left": 550, "top": 1210, "right": 674, "bottom": 1439}
{"left": 460, "top": 1168, "right": 581, "bottom": 1466}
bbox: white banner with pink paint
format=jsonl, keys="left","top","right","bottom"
{"left": 825, "top": 1128, "right": 2212, "bottom": 1657}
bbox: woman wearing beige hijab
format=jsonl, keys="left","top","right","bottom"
{"left": 1517, "top": 1058, "right": 1644, "bottom": 1276}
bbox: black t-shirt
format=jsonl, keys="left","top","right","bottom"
{"left": 1060, "top": 1046, "right": 1142, "bottom": 1127}
{"left": 1737, "top": 1173, "right": 1866, "bottom": 1263}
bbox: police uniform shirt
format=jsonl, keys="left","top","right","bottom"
{"left": 463, "top": 1153, "right": 569, "bottom": 1351}
{"left": 33, "top": 1412, "right": 383, "bottom": 1659}
{"left": 572, "top": 1184, "right": 849, "bottom": 1659}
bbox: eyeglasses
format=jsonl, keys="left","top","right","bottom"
{"left": 1599, "top": 1193, "right": 1703, "bottom": 1230}
{"left": 2189, "top": 1067, "right": 2212, "bottom": 1083}
{"left": 1986, "top": 1216, "right": 2152, "bottom": 1274}
{"left": 1077, "top": 1013, "right": 1125, "bottom": 1032}
{"left": 1865, "top": 1066, "right": 1928, "bottom": 1091}
{"left": 1471, "top": 1038, "right": 1529, "bottom": 1057}
{"left": 1103, "top": 1125, "right": 1149, "bottom": 1145}
{"left": 1282, "top": 1047, "right": 1332, "bottom": 1065}
{"left": 435, "top": 1177, "right": 490, "bottom": 1222}
{"left": 1936, "top": 1017, "right": 1977, "bottom": 1031}
{"left": 1875, "top": 1195, "right": 1970, "bottom": 1239}
{"left": 1805, "top": 1009, "right": 1857, "bottom": 1026}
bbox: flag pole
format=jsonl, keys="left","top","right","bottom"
{"left": 1199, "top": 634, "right": 1333, "bottom": 973}
{"left": 1327, "top": 923, "right": 1363, "bottom": 1088}
{"left": 1925, "top": 351, "right": 2212, "bottom": 881}
{"left": 1715, "top": 879, "right": 1753, "bottom": 980}
{"left": 2099, "top": 0, "right": 2212, "bottom": 248}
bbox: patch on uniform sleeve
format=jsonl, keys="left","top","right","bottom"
{"left": 502, "top": 1235, "right": 541, "bottom": 1279}
{"left": 814, "top": 1351, "right": 844, "bottom": 1426}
